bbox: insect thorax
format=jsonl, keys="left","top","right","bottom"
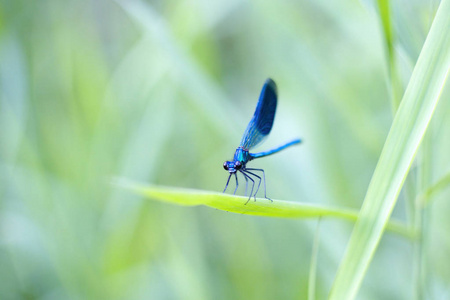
{"left": 233, "top": 147, "right": 251, "bottom": 164}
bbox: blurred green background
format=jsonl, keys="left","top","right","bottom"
{"left": 1, "top": 0, "right": 449, "bottom": 299}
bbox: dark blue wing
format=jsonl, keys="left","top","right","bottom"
{"left": 239, "top": 78, "right": 277, "bottom": 150}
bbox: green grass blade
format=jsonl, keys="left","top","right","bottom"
{"left": 115, "top": 180, "right": 412, "bottom": 238}
{"left": 308, "top": 219, "right": 321, "bottom": 300}
{"left": 329, "top": 1, "right": 450, "bottom": 299}
{"left": 376, "top": 0, "right": 403, "bottom": 111}
{"left": 419, "top": 172, "right": 450, "bottom": 207}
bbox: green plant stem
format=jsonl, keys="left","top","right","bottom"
{"left": 329, "top": 0, "right": 450, "bottom": 298}
{"left": 414, "top": 133, "right": 431, "bottom": 300}
{"left": 308, "top": 218, "right": 321, "bottom": 300}
{"left": 418, "top": 172, "right": 450, "bottom": 207}
{"left": 376, "top": 0, "right": 403, "bottom": 112}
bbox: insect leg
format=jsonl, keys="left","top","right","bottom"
{"left": 245, "top": 168, "right": 272, "bottom": 202}
{"left": 233, "top": 173, "right": 239, "bottom": 195}
{"left": 223, "top": 174, "right": 232, "bottom": 193}
{"left": 240, "top": 171, "right": 255, "bottom": 205}
{"left": 243, "top": 170, "right": 261, "bottom": 201}
{"left": 244, "top": 174, "right": 249, "bottom": 196}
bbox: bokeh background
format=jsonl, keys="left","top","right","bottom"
{"left": 1, "top": 0, "right": 449, "bottom": 299}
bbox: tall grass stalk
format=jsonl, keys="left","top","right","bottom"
{"left": 376, "top": 0, "right": 403, "bottom": 112}
{"left": 308, "top": 219, "right": 321, "bottom": 300}
{"left": 329, "top": 0, "right": 450, "bottom": 298}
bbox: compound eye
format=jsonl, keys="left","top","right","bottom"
{"left": 235, "top": 161, "right": 242, "bottom": 170}
{"left": 223, "top": 162, "right": 229, "bottom": 171}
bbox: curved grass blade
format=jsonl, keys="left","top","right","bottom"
{"left": 419, "top": 172, "right": 450, "bottom": 208}
{"left": 114, "top": 180, "right": 413, "bottom": 238}
{"left": 329, "top": 1, "right": 450, "bottom": 298}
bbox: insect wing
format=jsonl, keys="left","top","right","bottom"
{"left": 239, "top": 78, "right": 277, "bottom": 150}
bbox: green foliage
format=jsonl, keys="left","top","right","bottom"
{"left": 117, "top": 180, "right": 412, "bottom": 237}
{"left": 419, "top": 172, "right": 450, "bottom": 207}
{"left": 330, "top": 0, "right": 450, "bottom": 298}
{"left": 376, "top": 0, "right": 403, "bottom": 111}
{"left": 1, "top": 0, "right": 449, "bottom": 299}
